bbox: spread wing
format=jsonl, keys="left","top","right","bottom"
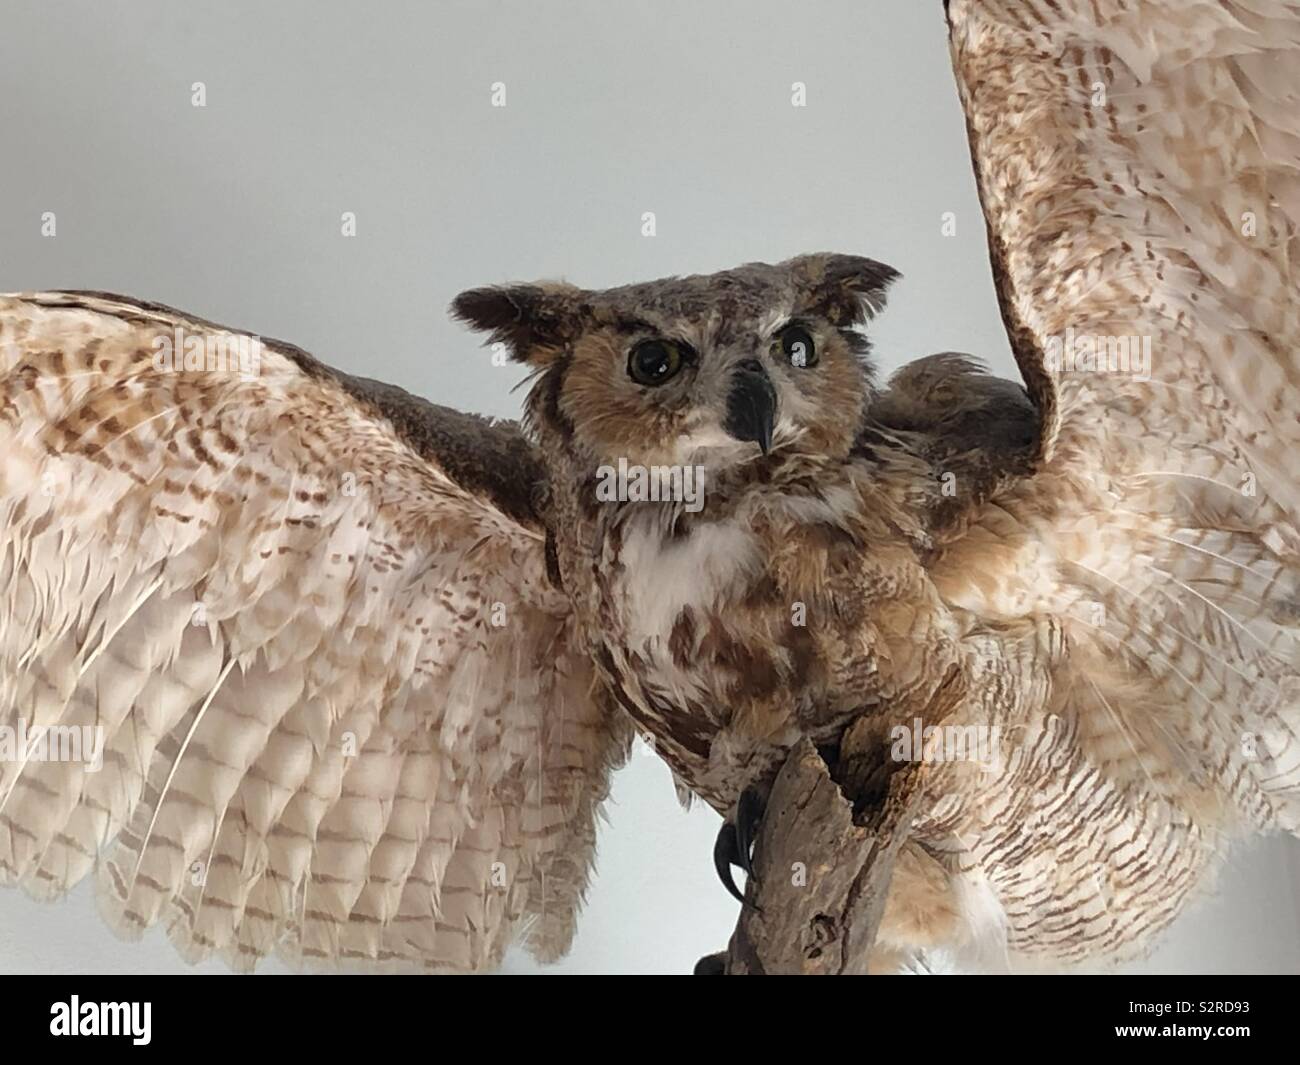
{"left": 0, "top": 291, "right": 627, "bottom": 971}
{"left": 919, "top": 0, "right": 1300, "bottom": 961}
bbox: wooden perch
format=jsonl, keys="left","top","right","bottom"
{"left": 714, "top": 733, "right": 927, "bottom": 975}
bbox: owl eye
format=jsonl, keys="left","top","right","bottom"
{"left": 774, "top": 324, "right": 817, "bottom": 368}
{"left": 627, "top": 339, "right": 686, "bottom": 387}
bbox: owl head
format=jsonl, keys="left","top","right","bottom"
{"left": 451, "top": 253, "right": 898, "bottom": 473}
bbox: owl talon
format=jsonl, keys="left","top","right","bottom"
{"left": 734, "top": 786, "right": 765, "bottom": 875}
{"left": 713, "top": 820, "right": 747, "bottom": 904}
{"left": 712, "top": 786, "right": 768, "bottom": 904}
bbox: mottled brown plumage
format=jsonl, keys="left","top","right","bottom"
{"left": 1, "top": 0, "right": 1297, "bottom": 973}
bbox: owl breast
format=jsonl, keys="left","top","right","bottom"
{"left": 595, "top": 512, "right": 766, "bottom": 791}
{"left": 587, "top": 499, "right": 849, "bottom": 808}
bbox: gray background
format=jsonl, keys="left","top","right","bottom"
{"left": 1, "top": 0, "right": 1297, "bottom": 974}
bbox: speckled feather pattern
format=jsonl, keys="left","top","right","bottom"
{"left": 0, "top": 292, "right": 628, "bottom": 971}
{"left": 1, "top": 0, "right": 1297, "bottom": 975}
{"left": 919, "top": 0, "right": 1300, "bottom": 966}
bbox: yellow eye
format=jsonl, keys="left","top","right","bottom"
{"left": 773, "top": 323, "right": 817, "bottom": 368}
{"left": 628, "top": 339, "right": 686, "bottom": 386}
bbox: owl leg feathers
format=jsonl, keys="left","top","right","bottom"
{"left": 711, "top": 786, "right": 766, "bottom": 905}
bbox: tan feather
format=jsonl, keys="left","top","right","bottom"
{"left": 0, "top": 291, "right": 628, "bottom": 971}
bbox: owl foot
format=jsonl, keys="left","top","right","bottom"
{"left": 692, "top": 951, "right": 728, "bottom": 975}
{"left": 712, "top": 786, "right": 766, "bottom": 905}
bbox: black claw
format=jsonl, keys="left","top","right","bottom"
{"left": 735, "top": 787, "right": 765, "bottom": 875}
{"left": 712, "top": 786, "right": 769, "bottom": 905}
{"left": 713, "top": 820, "right": 746, "bottom": 904}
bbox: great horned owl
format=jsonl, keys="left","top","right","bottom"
{"left": 0, "top": 0, "right": 1296, "bottom": 973}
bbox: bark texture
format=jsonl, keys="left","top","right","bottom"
{"left": 719, "top": 733, "right": 925, "bottom": 975}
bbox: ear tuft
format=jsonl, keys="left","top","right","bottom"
{"left": 450, "top": 283, "right": 582, "bottom": 363}
{"left": 450, "top": 285, "right": 529, "bottom": 333}
{"left": 450, "top": 285, "right": 539, "bottom": 361}
{"left": 787, "top": 253, "right": 901, "bottom": 326}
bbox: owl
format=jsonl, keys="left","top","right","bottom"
{"left": 0, "top": 0, "right": 1297, "bottom": 974}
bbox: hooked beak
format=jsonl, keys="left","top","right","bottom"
{"left": 724, "top": 359, "right": 777, "bottom": 455}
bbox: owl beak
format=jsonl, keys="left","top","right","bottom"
{"left": 724, "top": 360, "right": 777, "bottom": 455}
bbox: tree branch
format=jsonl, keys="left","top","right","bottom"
{"left": 717, "top": 734, "right": 926, "bottom": 975}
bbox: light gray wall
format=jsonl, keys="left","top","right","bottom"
{"left": 1, "top": 0, "right": 1296, "bottom": 975}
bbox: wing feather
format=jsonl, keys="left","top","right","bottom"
{"left": 0, "top": 291, "right": 627, "bottom": 970}
{"left": 925, "top": 0, "right": 1300, "bottom": 963}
